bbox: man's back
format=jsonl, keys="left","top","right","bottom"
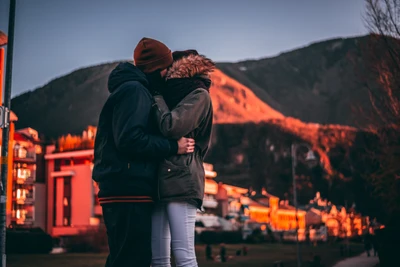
{"left": 92, "top": 62, "right": 174, "bottom": 202}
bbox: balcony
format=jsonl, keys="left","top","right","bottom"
{"left": 13, "top": 188, "right": 35, "bottom": 205}
{"left": 14, "top": 167, "right": 36, "bottom": 184}
{"left": 11, "top": 208, "right": 35, "bottom": 225}
{"left": 14, "top": 144, "right": 37, "bottom": 162}
{"left": 14, "top": 150, "right": 36, "bottom": 162}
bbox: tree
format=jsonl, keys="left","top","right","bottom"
{"left": 362, "top": 0, "right": 400, "bottom": 222}
{"left": 362, "top": 1, "right": 400, "bottom": 265}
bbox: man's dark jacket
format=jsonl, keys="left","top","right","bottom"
{"left": 92, "top": 62, "right": 177, "bottom": 201}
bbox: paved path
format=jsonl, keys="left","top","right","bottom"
{"left": 333, "top": 252, "right": 379, "bottom": 267}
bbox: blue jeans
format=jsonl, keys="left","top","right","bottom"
{"left": 151, "top": 202, "right": 198, "bottom": 267}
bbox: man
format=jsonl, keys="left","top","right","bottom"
{"left": 92, "top": 37, "right": 194, "bottom": 267}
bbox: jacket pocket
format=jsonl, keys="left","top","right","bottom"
{"left": 158, "top": 160, "right": 192, "bottom": 198}
{"left": 126, "top": 161, "right": 150, "bottom": 178}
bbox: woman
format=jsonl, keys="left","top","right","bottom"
{"left": 151, "top": 50, "right": 215, "bottom": 267}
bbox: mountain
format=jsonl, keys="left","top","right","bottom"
{"left": 217, "top": 35, "right": 372, "bottom": 127}
{"left": 10, "top": 37, "right": 371, "bottom": 197}
{"left": 11, "top": 36, "right": 373, "bottom": 139}
{"left": 11, "top": 64, "right": 285, "bottom": 139}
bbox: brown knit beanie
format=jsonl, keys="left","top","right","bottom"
{"left": 133, "top": 37, "right": 173, "bottom": 74}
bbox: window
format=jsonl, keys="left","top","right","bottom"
{"left": 18, "top": 147, "right": 28, "bottom": 159}
{"left": 14, "top": 163, "right": 35, "bottom": 183}
{"left": 11, "top": 204, "right": 34, "bottom": 225}
{"left": 63, "top": 177, "right": 72, "bottom": 226}
{"left": 13, "top": 185, "right": 35, "bottom": 203}
{"left": 53, "top": 176, "right": 72, "bottom": 227}
{"left": 17, "top": 168, "right": 31, "bottom": 180}
{"left": 54, "top": 159, "right": 61, "bottom": 171}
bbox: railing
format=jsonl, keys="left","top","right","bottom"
{"left": 14, "top": 151, "right": 36, "bottom": 161}
{"left": 11, "top": 209, "right": 35, "bottom": 225}
{"left": 15, "top": 172, "right": 36, "bottom": 184}
{"left": 14, "top": 190, "right": 35, "bottom": 204}
{"left": 14, "top": 167, "right": 36, "bottom": 183}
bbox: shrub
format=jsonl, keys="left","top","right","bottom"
{"left": 6, "top": 228, "right": 53, "bottom": 254}
{"left": 245, "top": 229, "right": 265, "bottom": 244}
{"left": 64, "top": 226, "right": 108, "bottom": 253}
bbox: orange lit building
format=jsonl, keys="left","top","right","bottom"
{"left": 43, "top": 126, "right": 100, "bottom": 237}
{"left": 42, "top": 126, "right": 325, "bottom": 238}
{"left": 44, "top": 147, "right": 100, "bottom": 237}
{"left": 203, "top": 170, "right": 306, "bottom": 231}
{"left": 244, "top": 190, "right": 307, "bottom": 231}
{"left": 304, "top": 192, "right": 369, "bottom": 238}
{"left": 10, "top": 128, "right": 46, "bottom": 229}
{"left": 1, "top": 122, "right": 46, "bottom": 229}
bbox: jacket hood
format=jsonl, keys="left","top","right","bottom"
{"left": 165, "top": 54, "right": 215, "bottom": 80}
{"left": 108, "top": 62, "right": 148, "bottom": 93}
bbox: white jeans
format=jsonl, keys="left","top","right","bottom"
{"left": 151, "top": 202, "right": 198, "bottom": 267}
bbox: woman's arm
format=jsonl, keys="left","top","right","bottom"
{"left": 153, "top": 88, "right": 211, "bottom": 139}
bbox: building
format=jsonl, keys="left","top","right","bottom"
{"left": 0, "top": 119, "right": 46, "bottom": 229}
{"left": 245, "top": 189, "right": 307, "bottom": 231}
{"left": 44, "top": 127, "right": 372, "bottom": 240}
{"left": 44, "top": 128, "right": 99, "bottom": 237}
{"left": 10, "top": 128, "right": 46, "bottom": 229}
{"left": 303, "top": 192, "right": 369, "bottom": 238}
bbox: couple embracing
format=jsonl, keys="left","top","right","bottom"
{"left": 92, "top": 37, "right": 215, "bottom": 267}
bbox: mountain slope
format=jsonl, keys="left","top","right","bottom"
{"left": 217, "top": 35, "right": 372, "bottom": 127}
{"left": 11, "top": 63, "right": 284, "bottom": 138}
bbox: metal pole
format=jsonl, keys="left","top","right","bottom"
{"left": 291, "top": 143, "right": 301, "bottom": 267}
{"left": 1, "top": 1, "right": 16, "bottom": 266}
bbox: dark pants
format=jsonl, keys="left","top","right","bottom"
{"left": 102, "top": 202, "right": 153, "bottom": 267}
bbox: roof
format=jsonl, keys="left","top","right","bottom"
{"left": 279, "top": 205, "right": 296, "bottom": 211}
{"left": 14, "top": 132, "right": 29, "bottom": 142}
{"left": 13, "top": 131, "right": 39, "bottom": 143}
{"left": 10, "top": 111, "right": 18, "bottom": 122}
{"left": 252, "top": 192, "right": 278, "bottom": 200}
{"left": 45, "top": 149, "right": 94, "bottom": 160}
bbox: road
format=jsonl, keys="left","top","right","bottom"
{"left": 333, "top": 252, "right": 379, "bottom": 267}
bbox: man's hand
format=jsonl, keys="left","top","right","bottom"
{"left": 177, "top": 137, "right": 195, "bottom": 154}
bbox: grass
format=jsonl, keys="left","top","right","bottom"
{"left": 7, "top": 243, "right": 364, "bottom": 267}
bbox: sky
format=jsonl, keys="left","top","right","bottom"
{"left": 0, "top": 0, "right": 367, "bottom": 97}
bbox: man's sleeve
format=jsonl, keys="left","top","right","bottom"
{"left": 112, "top": 84, "right": 178, "bottom": 159}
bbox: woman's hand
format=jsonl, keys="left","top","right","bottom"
{"left": 177, "top": 137, "right": 195, "bottom": 154}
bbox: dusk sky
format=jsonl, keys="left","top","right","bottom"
{"left": 0, "top": 0, "right": 366, "bottom": 97}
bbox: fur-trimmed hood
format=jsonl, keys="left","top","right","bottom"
{"left": 165, "top": 54, "right": 215, "bottom": 80}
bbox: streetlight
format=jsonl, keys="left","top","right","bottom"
{"left": 0, "top": 32, "right": 9, "bottom": 129}
{"left": 291, "top": 143, "right": 317, "bottom": 267}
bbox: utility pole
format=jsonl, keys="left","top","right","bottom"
{"left": 291, "top": 143, "right": 302, "bottom": 267}
{"left": 291, "top": 143, "right": 316, "bottom": 267}
{"left": 0, "top": 1, "right": 16, "bottom": 266}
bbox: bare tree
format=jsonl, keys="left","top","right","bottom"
{"left": 363, "top": 0, "right": 400, "bottom": 221}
